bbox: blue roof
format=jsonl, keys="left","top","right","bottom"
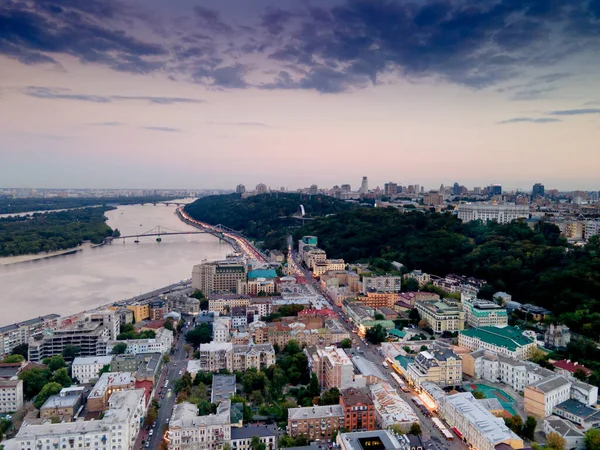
{"left": 248, "top": 269, "right": 278, "bottom": 279}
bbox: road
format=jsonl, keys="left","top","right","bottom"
{"left": 136, "top": 321, "right": 190, "bottom": 450}
{"left": 289, "top": 248, "right": 468, "bottom": 450}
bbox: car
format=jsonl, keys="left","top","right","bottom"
{"left": 166, "top": 418, "right": 170, "bottom": 424}
{"left": 145, "top": 442, "right": 150, "bottom": 448}
{"left": 149, "top": 430, "right": 154, "bottom": 436}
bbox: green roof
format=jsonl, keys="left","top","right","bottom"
{"left": 395, "top": 354, "right": 413, "bottom": 369}
{"left": 460, "top": 326, "right": 533, "bottom": 352}
{"left": 388, "top": 329, "right": 407, "bottom": 338}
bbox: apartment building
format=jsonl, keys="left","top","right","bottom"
{"left": 85, "top": 311, "right": 120, "bottom": 341}
{"left": 28, "top": 321, "right": 111, "bottom": 362}
{"left": 362, "top": 291, "right": 398, "bottom": 309}
{"left": 126, "top": 303, "right": 150, "bottom": 322}
{"left": 0, "top": 314, "right": 60, "bottom": 357}
{"left": 458, "top": 326, "right": 536, "bottom": 360}
{"left": 298, "top": 236, "right": 318, "bottom": 259}
{"left": 441, "top": 392, "right": 524, "bottom": 450}
{"left": 337, "top": 431, "right": 403, "bottom": 450}
{"left": 406, "top": 347, "right": 462, "bottom": 388}
{"left": 361, "top": 275, "right": 402, "bottom": 294}
{"left": 326, "top": 259, "right": 346, "bottom": 272}
{"left": 87, "top": 372, "right": 136, "bottom": 412}
{"left": 149, "top": 300, "right": 169, "bottom": 321}
{"left": 287, "top": 405, "right": 345, "bottom": 441}
{"left": 168, "top": 401, "right": 231, "bottom": 450}
{"left": 340, "top": 388, "right": 376, "bottom": 432}
{"left": 403, "top": 270, "right": 431, "bottom": 287}
{"left": 524, "top": 375, "right": 572, "bottom": 418}
{"left": 464, "top": 300, "right": 508, "bottom": 328}
{"left": 106, "top": 328, "right": 173, "bottom": 355}
{"left": 0, "top": 379, "right": 23, "bottom": 413}
{"left": 39, "top": 386, "right": 84, "bottom": 421}
{"left": 306, "top": 346, "right": 354, "bottom": 390}
{"left": 369, "top": 382, "right": 419, "bottom": 429}
{"left": 415, "top": 300, "right": 465, "bottom": 333}
{"left": 197, "top": 342, "right": 275, "bottom": 372}
{"left": 303, "top": 248, "right": 327, "bottom": 269}
{"left": 208, "top": 295, "right": 251, "bottom": 314}
{"left": 231, "top": 425, "right": 278, "bottom": 450}
{"left": 192, "top": 260, "right": 247, "bottom": 294}
{"left": 72, "top": 355, "right": 114, "bottom": 384}
{"left": 10, "top": 389, "right": 146, "bottom": 450}
{"left": 457, "top": 203, "right": 529, "bottom": 224}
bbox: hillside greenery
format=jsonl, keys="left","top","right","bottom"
{"left": 0, "top": 195, "right": 180, "bottom": 215}
{"left": 296, "top": 207, "right": 600, "bottom": 336}
{"left": 0, "top": 207, "right": 114, "bottom": 256}
{"left": 184, "top": 193, "right": 355, "bottom": 249}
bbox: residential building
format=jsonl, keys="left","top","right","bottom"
{"left": 192, "top": 260, "right": 248, "bottom": 294}
{"left": 405, "top": 347, "right": 462, "bottom": 388}
{"left": 544, "top": 416, "right": 585, "bottom": 450}
{"left": 9, "top": 389, "right": 146, "bottom": 450}
{"left": 524, "top": 375, "right": 571, "bottom": 418}
{"left": 458, "top": 326, "right": 536, "bottom": 360}
{"left": 231, "top": 425, "right": 278, "bottom": 450}
{"left": 441, "top": 392, "right": 524, "bottom": 450}
{"left": 326, "top": 259, "right": 346, "bottom": 272}
{"left": 106, "top": 328, "right": 173, "bottom": 355}
{"left": 553, "top": 359, "right": 592, "bottom": 379}
{"left": 213, "top": 321, "right": 231, "bottom": 343}
{"left": 86, "top": 310, "right": 120, "bottom": 341}
{"left": 584, "top": 221, "right": 600, "bottom": 240}
{"left": 198, "top": 342, "right": 275, "bottom": 372}
{"left": 149, "top": 300, "right": 169, "bottom": 321}
{"left": 343, "top": 301, "right": 374, "bottom": 326}
{"left": 493, "top": 292, "right": 512, "bottom": 305}
{"left": 39, "top": 386, "right": 84, "bottom": 421}
{"left": 464, "top": 300, "right": 508, "bottom": 328}
{"left": 433, "top": 275, "right": 486, "bottom": 296}
{"left": 362, "top": 291, "right": 398, "bottom": 309}
{"left": 0, "top": 379, "right": 23, "bottom": 413}
{"left": 520, "top": 303, "right": 552, "bottom": 321}
{"left": 231, "top": 306, "right": 247, "bottom": 329}
{"left": 208, "top": 295, "right": 251, "bottom": 314}
{"left": 306, "top": 346, "right": 354, "bottom": 390}
{"left": 570, "top": 379, "right": 598, "bottom": 406}
{"left": 398, "top": 435, "right": 425, "bottom": 450}
{"left": 403, "top": 271, "right": 431, "bottom": 286}
{"left": 126, "top": 303, "right": 150, "bottom": 322}
{"left": 0, "top": 314, "right": 60, "bottom": 357}
{"left": 340, "top": 388, "right": 376, "bottom": 432}
{"left": 361, "top": 275, "right": 402, "bottom": 294}
{"left": 415, "top": 300, "right": 465, "bottom": 334}
{"left": 28, "top": 321, "right": 111, "bottom": 362}
{"left": 167, "top": 295, "right": 200, "bottom": 316}
{"left": 552, "top": 399, "right": 600, "bottom": 430}
{"left": 457, "top": 203, "right": 529, "bottom": 224}
{"left": 287, "top": 405, "right": 345, "bottom": 440}
{"left": 72, "top": 355, "right": 114, "bottom": 384}
{"left": 303, "top": 248, "right": 327, "bottom": 269}
{"left": 211, "top": 375, "right": 237, "bottom": 404}
{"left": 87, "top": 372, "right": 136, "bottom": 412}
{"left": 167, "top": 400, "right": 232, "bottom": 450}
{"left": 312, "top": 262, "right": 329, "bottom": 277}
{"left": 298, "top": 236, "right": 318, "bottom": 259}
{"left": 545, "top": 325, "right": 571, "bottom": 349}
{"left": 336, "top": 430, "right": 403, "bottom": 450}
{"left": 369, "top": 382, "right": 419, "bottom": 429}
{"left": 235, "top": 184, "right": 245, "bottom": 194}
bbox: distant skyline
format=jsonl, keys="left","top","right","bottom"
{"left": 1, "top": 0, "right": 599, "bottom": 190}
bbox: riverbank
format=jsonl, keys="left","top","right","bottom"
{"left": 0, "top": 242, "right": 93, "bottom": 265}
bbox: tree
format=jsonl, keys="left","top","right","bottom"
{"left": 164, "top": 318, "right": 175, "bottom": 332}
{"left": 97, "top": 364, "right": 111, "bottom": 377}
{"left": 309, "top": 373, "right": 320, "bottom": 398}
{"left": 409, "top": 309, "right": 420, "bottom": 322}
{"left": 418, "top": 319, "right": 429, "bottom": 329}
{"left": 505, "top": 414, "right": 523, "bottom": 435}
{"left": 42, "top": 355, "right": 67, "bottom": 372}
{"left": 34, "top": 382, "right": 62, "bottom": 409}
{"left": 2, "top": 354, "right": 24, "bottom": 363}
{"left": 145, "top": 406, "right": 158, "bottom": 426}
{"left": 523, "top": 416, "right": 537, "bottom": 441}
{"left": 250, "top": 436, "right": 266, "bottom": 450}
{"left": 585, "top": 428, "right": 600, "bottom": 450}
{"left": 51, "top": 368, "right": 72, "bottom": 387}
{"left": 409, "top": 423, "right": 422, "bottom": 436}
{"left": 374, "top": 313, "right": 385, "bottom": 321}
{"left": 404, "top": 278, "right": 420, "bottom": 292}
{"left": 574, "top": 368, "right": 589, "bottom": 381}
{"left": 19, "top": 367, "right": 52, "bottom": 399}
{"left": 112, "top": 228, "right": 121, "bottom": 238}
{"left": 111, "top": 343, "right": 127, "bottom": 355}
{"left": 472, "top": 390, "right": 485, "bottom": 400}
{"left": 547, "top": 432, "right": 566, "bottom": 450}
{"left": 11, "top": 343, "right": 28, "bottom": 359}
{"left": 340, "top": 339, "right": 352, "bottom": 349}
{"left": 319, "top": 387, "right": 340, "bottom": 406}
{"left": 62, "top": 344, "right": 81, "bottom": 360}
{"left": 185, "top": 324, "right": 212, "bottom": 347}
{"left": 365, "top": 324, "right": 387, "bottom": 345}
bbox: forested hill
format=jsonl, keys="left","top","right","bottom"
{"left": 184, "top": 193, "right": 355, "bottom": 249}
{"left": 296, "top": 207, "right": 600, "bottom": 336}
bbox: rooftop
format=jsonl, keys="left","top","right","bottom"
{"left": 338, "top": 430, "right": 403, "bottom": 450}
{"left": 72, "top": 355, "right": 113, "bottom": 366}
{"left": 88, "top": 372, "right": 135, "bottom": 399}
{"left": 288, "top": 404, "right": 344, "bottom": 420}
{"left": 554, "top": 399, "right": 600, "bottom": 422}
{"left": 341, "top": 388, "right": 373, "bottom": 407}
{"left": 170, "top": 400, "right": 231, "bottom": 428}
{"left": 211, "top": 375, "right": 237, "bottom": 403}
{"left": 369, "top": 382, "right": 418, "bottom": 425}
{"left": 248, "top": 269, "right": 278, "bottom": 280}
{"left": 231, "top": 424, "right": 278, "bottom": 439}
{"left": 460, "top": 326, "right": 534, "bottom": 352}
{"left": 554, "top": 359, "right": 593, "bottom": 376}
{"left": 352, "top": 355, "right": 388, "bottom": 381}
{"left": 528, "top": 375, "right": 571, "bottom": 394}
{"left": 546, "top": 416, "right": 585, "bottom": 438}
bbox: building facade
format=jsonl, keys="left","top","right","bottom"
{"left": 458, "top": 326, "right": 536, "bottom": 360}
{"left": 415, "top": 300, "right": 465, "bottom": 333}
{"left": 306, "top": 346, "right": 354, "bottom": 390}
{"left": 192, "top": 261, "right": 247, "bottom": 294}
{"left": 524, "top": 375, "right": 572, "bottom": 418}
{"left": 457, "top": 204, "right": 529, "bottom": 224}
{"left": 406, "top": 347, "right": 462, "bottom": 388}
{"left": 71, "top": 355, "right": 114, "bottom": 384}
{"left": 340, "top": 388, "right": 376, "bottom": 432}
{"left": 361, "top": 275, "right": 402, "bottom": 294}
{"left": 0, "top": 379, "right": 23, "bottom": 413}
{"left": 287, "top": 405, "right": 345, "bottom": 441}
{"left": 167, "top": 401, "right": 231, "bottom": 450}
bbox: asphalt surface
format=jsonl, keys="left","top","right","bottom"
{"left": 289, "top": 250, "right": 469, "bottom": 450}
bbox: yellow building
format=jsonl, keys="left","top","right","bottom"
{"left": 126, "top": 304, "right": 150, "bottom": 322}
{"left": 415, "top": 300, "right": 465, "bottom": 333}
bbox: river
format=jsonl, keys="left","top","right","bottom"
{"left": 0, "top": 201, "right": 231, "bottom": 326}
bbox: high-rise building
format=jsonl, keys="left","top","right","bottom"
{"left": 384, "top": 182, "right": 397, "bottom": 197}
{"left": 453, "top": 182, "right": 461, "bottom": 196}
{"left": 360, "top": 177, "right": 369, "bottom": 194}
{"left": 490, "top": 184, "right": 502, "bottom": 196}
{"left": 341, "top": 184, "right": 351, "bottom": 192}
{"left": 309, "top": 184, "right": 318, "bottom": 195}
{"left": 415, "top": 184, "right": 420, "bottom": 195}
{"left": 255, "top": 183, "right": 268, "bottom": 194}
{"left": 235, "top": 184, "right": 246, "bottom": 194}
{"left": 191, "top": 260, "right": 248, "bottom": 294}
{"left": 532, "top": 183, "right": 545, "bottom": 199}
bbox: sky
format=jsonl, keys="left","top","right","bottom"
{"left": 1, "top": 0, "right": 599, "bottom": 191}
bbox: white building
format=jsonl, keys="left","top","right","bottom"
{"left": 230, "top": 425, "right": 278, "bottom": 450}
{"left": 213, "top": 321, "right": 231, "bottom": 343}
{"left": 441, "top": 392, "right": 523, "bottom": 450}
{"left": 0, "top": 379, "right": 23, "bottom": 413}
{"left": 457, "top": 203, "right": 529, "bottom": 224}
{"left": 362, "top": 275, "right": 402, "bottom": 294}
{"left": 167, "top": 401, "right": 231, "bottom": 450}
{"left": 369, "top": 382, "right": 419, "bottom": 429}
{"left": 458, "top": 326, "right": 536, "bottom": 360}
{"left": 106, "top": 328, "right": 173, "bottom": 355}
{"left": 545, "top": 416, "right": 585, "bottom": 450}
{"left": 198, "top": 342, "right": 275, "bottom": 372}
{"left": 6, "top": 389, "right": 146, "bottom": 450}
{"left": 463, "top": 299, "right": 508, "bottom": 328}
{"left": 524, "top": 375, "right": 572, "bottom": 418}
{"left": 72, "top": 355, "right": 114, "bottom": 384}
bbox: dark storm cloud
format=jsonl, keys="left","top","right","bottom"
{"left": 549, "top": 108, "right": 600, "bottom": 116}
{"left": 23, "top": 87, "right": 205, "bottom": 104}
{"left": 261, "top": 7, "right": 296, "bottom": 35}
{"left": 498, "top": 117, "right": 562, "bottom": 124}
{"left": 193, "top": 6, "right": 232, "bottom": 34}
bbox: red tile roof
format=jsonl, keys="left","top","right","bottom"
{"left": 554, "top": 360, "right": 592, "bottom": 376}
